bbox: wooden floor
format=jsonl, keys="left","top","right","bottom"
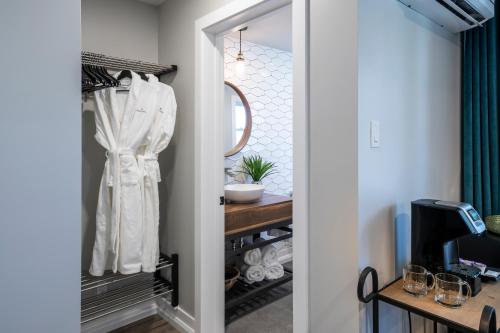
{"left": 110, "top": 315, "right": 179, "bottom": 333}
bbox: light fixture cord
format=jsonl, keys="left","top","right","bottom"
{"left": 239, "top": 29, "right": 242, "bottom": 54}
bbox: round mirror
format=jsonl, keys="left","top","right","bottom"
{"left": 224, "top": 81, "right": 252, "bottom": 157}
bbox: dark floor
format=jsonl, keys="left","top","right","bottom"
{"left": 112, "top": 280, "right": 292, "bottom": 333}
{"left": 110, "top": 315, "right": 179, "bottom": 333}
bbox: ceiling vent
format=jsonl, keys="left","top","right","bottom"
{"left": 399, "top": 0, "right": 495, "bottom": 33}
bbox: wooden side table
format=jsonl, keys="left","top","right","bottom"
{"left": 358, "top": 267, "right": 499, "bottom": 333}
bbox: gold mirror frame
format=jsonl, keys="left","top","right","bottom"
{"left": 224, "top": 81, "right": 252, "bottom": 157}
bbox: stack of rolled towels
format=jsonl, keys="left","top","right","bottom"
{"left": 240, "top": 244, "right": 284, "bottom": 283}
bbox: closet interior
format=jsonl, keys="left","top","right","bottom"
{"left": 81, "top": 50, "right": 180, "bottom": 326}
{"left": 81, "top": 0, "right": 182, "bottom": 330}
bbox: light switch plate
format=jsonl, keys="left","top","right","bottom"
{"left": 370, "top": 120, "right": 380, "bottom": 148}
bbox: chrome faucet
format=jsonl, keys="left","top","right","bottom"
{"left": 224, "top": 167, "right": 235, "bottom": 184}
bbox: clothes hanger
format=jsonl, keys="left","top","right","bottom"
{"left": 82, "top": 64, "right": 98, "bottom": 84}
{"left": 137, "top": 72, "right": 149, "bottom": 81}
{"left": 82, "top": 68, "right": 92, "bottom": 87}
{"left": 93, "top": 65, "right": 111, "bottom": 87}
{"left": 98, "top": 66, "right": 120, "bottom": 87}
{"left": 97, "top": 66, "right": 116, "bottom": 87}
{"left": 104, "top": 67, "right": 121, "bottom": 87}
{"left": 116, "top": 70, "right": 133, "bottom": 91}
{"left": 117, "top": 70, "right": 132, "bottom": 81}
{"left": 84, "top": 64, "right": 108, "bottom": 92}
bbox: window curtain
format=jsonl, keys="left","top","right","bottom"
{"left": 462, "top": 5, "right": 499, "bottom": 221}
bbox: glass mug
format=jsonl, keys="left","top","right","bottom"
{"left": 402, "top": 264, "right": 435, "bottom": 297}
{"left": 434, "top": 273, "right": 472, "bottom": 308}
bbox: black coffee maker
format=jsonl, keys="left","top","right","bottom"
{"left": 411, "top": 199, "right": 499, "bottom": 296}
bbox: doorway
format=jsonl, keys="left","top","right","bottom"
{"left": 222, "top": 6, "right": 293, "bottom": 331}
{"left": 194, "top": 0, "right": 309, "bottom": 332}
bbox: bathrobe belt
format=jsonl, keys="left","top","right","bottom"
{"left": 137, "top": 152, "right": 161, "bottom": 269}
{"left": 105, "top": 148, "right": 137, "bottom": 257}
{"left": 137, "top": 153, "right": 161, "bottom": 183}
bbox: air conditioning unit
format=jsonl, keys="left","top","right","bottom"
{"left": 399, "top": 0, "right": 495, "bottom": 33}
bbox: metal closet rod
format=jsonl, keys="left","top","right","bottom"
{"left": 81, "top": 51, "right": 177, "bottom": 76}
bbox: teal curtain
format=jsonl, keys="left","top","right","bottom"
{"left": 462, "top": 6, "right": 499, "bottom": 218}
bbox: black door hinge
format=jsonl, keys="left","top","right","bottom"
{"left": 220, "top": 196, "right": 225, "bottom": 205}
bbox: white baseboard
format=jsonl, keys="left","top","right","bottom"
{"left": 156, "top": 299, "right": 195, "bottom": 333}
{"left": 81, "top": 300, "right": 157, "bottom": 333}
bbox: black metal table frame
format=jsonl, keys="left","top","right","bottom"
{"left": 225, "top": 218, "right": 293, "bottom": 324}
{"left": 357, "top": 267, "right": 498, "bottom": 333}
{"left": 225, "top": 221, "right": 292, "bottom": 261}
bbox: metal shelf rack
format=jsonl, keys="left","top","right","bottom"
{"left": 81, "top": 51, "right": 177, "bottom": 76}
{"left": 81, "top": 253, "right": 178, "bottom": 325}
{"left": 225, "top": 215, "right": 293, "bottom": 325}
{"left": 225, "top": 266, "right": 293, "bottom": 325}
{"left": 225, "top": 226, "right": 292, "bottom": 262}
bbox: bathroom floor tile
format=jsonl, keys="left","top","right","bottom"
{"left": 226, "top": 281, "right": 293, "bottom": 333}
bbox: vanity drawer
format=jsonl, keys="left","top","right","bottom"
{"left": 225, "top": 193, "right": 292, "bottom": 236}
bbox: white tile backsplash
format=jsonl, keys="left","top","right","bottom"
{"left": 224, "top": 36, "right": 293, "bottom": 196}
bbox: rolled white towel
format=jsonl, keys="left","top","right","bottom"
{"left": 243, "top": 248, "right": 262, "bottom": 266}
{"left": 264, "top": 264, "right": 284, "bottom": 280}
{"left": 240, "top": 264, "right": 265, "bottom": 283}
{"left": 261, "top": 244, "right": 278, "bottom": 267}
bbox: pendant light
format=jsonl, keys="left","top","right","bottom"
{"left": 236, "top": 27, "right": 248, "bottom": 62}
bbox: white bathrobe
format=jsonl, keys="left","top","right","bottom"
{"left": 89, "top": 71, "right": 159, "bottom": 276}
{"left": 139, "top": 74, "right": 177, "bottom": 272}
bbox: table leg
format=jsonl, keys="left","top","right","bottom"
{"left": 479, "top": 305, "right": 497, "bottom": 333}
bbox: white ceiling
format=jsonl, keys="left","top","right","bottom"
{"left": 136, "top": 0, "right": 166, "bottom": 6}
{"left": 229, "top": 5, "right": 292, "bottom": 52}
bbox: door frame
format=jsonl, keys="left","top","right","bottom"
{"left": 194, "top": 0, "right": 310, "bottom": 331}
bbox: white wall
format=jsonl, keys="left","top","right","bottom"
{"left": 157, "top": 0, "right": 234, "bottom": 316}
{"left": 309, "top": 0, "right": 360, "bottom": 332}
{"left": 82, "top": 0, "right": 159, "bottom": 62}
{"left": 358, "top": 1, "right": 461, "bottom": 332}
{"left": 224, "top": 36, "right": 293, "bottom": 196}
{"left": 0, "top": 0, "right": 81, "bottom": 332}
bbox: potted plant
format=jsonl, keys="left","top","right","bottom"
{"left": 238, "top": 155, "right": 277, "bottom": 184}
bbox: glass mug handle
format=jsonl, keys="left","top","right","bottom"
{"left": 426, "top": 272, "right": 435, "bottom": 291}
{"left": 461, "top": 281, "right": 472, "bottom": 300}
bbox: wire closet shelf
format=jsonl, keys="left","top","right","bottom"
{"left": 81, "top": 51, "right": 177, "bottom": 76}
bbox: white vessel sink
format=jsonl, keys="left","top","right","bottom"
{"left": 224, "top": 184, "right": 265, "bottom": 203}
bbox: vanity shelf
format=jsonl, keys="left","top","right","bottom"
{"left": 226, "top": 226, "right": 292, "bottom": 261}
{"left": 225, "top": 268, "right": 293, "bottom": 325}
{"left": 81, "top": 253, "right": 178, "bottom": 325}
{"left": 225, "top": 193, "right": 293, "bottom": 325}
{"left": 225, "top": 193, "right": 292, "bottom": 237}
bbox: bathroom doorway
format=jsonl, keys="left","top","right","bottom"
{"left": 194, "top": 0, "right": 309, "bottom": 331}
{"left": 222, "top": 5, "right": 294, "bottom": 331}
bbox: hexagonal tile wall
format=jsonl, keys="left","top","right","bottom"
{"left": 224, "top": 36, "right": 293, "bottom": 197}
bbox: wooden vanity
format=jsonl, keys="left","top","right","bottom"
{"left": 224, "top": 193, "right": 293, "bottom": 325}
{"left": 225, "top": 193, "right": 293, "bottom": 236}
